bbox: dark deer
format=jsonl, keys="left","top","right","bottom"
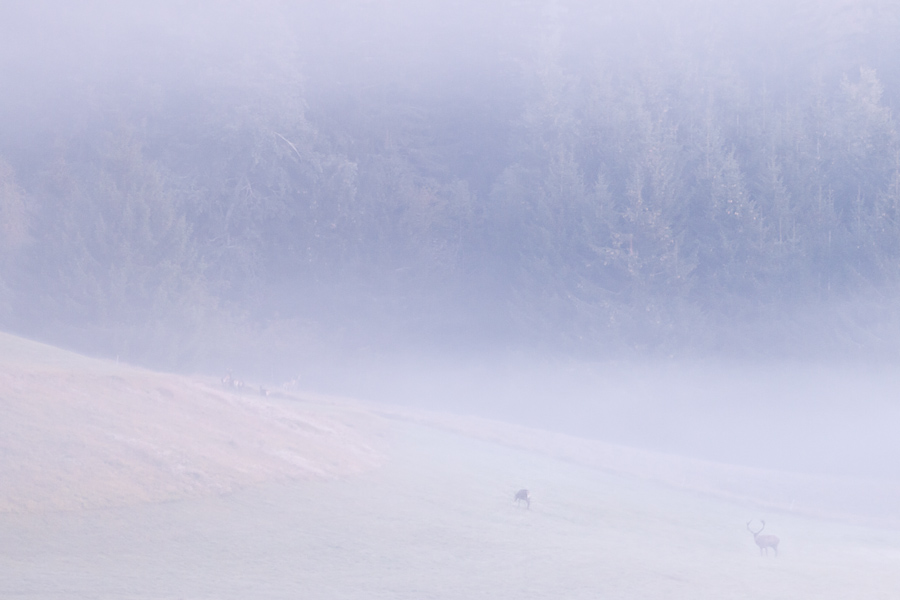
{"left": 747, "top": 520, "right": 779, "bottom": 556}
{"left": 514, "top": 489, "right": 530, "bottom": 509}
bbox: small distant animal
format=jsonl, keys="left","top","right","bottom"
{"left": 747, "top": 520, "right": 780, "bottom": 556}
{"left": 514, "top": 488, "right": 531, "bottom": 509}
{"left": 221, "top": 372, "right": 245, "bottom": 390}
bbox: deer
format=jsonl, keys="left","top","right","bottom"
{"left": 747, "top": 520, "right": 780, "bottom": 556}
{"left": 514, "top": 489, "right": 531, "bottom": 509}
{"left": 221, "top": 372, "right": 245, "bottom": 391}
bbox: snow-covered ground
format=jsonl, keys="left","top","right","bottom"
{"left": 2, "top": 421, "right": 900, "bottom": 599}
{"left": 1, "top": 332, "right": 898, "bottom": 598}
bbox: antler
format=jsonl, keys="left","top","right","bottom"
{"left": 746, "top": 520, "right": 764, "bottom": 535}
{"left": 747, "top": 519, "right": 779, "bottom": 556}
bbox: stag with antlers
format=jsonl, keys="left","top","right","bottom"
{"left": 514, "top": 489, "right": 530, "bottom": 509}
{"left": 747, "top": 520, "right": 780, "bottom": 556}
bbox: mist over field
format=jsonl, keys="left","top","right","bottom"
{"left": 2, "top": 1, "right": 900, "bottom": 597}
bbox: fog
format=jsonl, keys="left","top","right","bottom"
{"left": 314, "top": 356, "right": 900, "bottom": 481}
{"left": 3, "top": 0, "right": 900, "bottom": 459}
{"left": 3, "top": 2, "right": 900, "bottom": 590}
{"left": 5, "top": 2, "right": 900, "bottom": 598}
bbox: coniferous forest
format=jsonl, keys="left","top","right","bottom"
{"left": 2, "top": 0, "right": 900, "bottom": 369}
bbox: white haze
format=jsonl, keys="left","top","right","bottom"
{"left": 305, "top": 355, "right": 900, "bottom": 482}
{"left": 2, "top": 1, "right": 900, "bottom": 597}
{"left": 4, "top": 0, "right": 898, "bottom": 490}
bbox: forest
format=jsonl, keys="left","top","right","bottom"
{"left": 2, "top": 0, "right": 900, "bottom": 370}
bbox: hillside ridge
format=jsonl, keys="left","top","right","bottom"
{"left": 0, "top": 332, "right": 384, "bottom": 512}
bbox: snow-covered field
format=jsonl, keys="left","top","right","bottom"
{"left": 1, "top": 332, "right": 899, "bottom": 599}
{"left": 2, "top": 421, "right": 900, "bottom": 599}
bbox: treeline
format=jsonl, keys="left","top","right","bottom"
{"left": 2, "top": 0, "right": 900, "bottom": 367}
